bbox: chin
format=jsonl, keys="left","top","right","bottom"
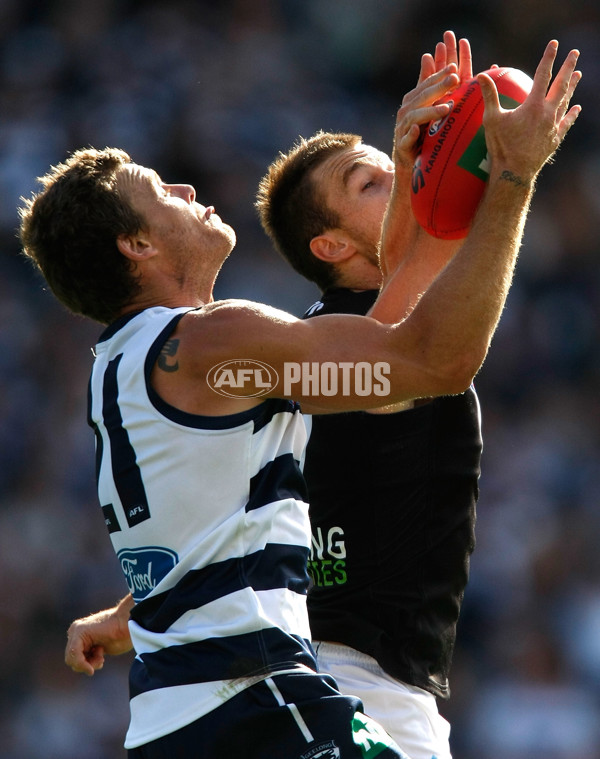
{"left": 222, "top": 223, "right": 236, "bottom": 249}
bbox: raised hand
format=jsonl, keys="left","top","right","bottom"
{"left": 479, "top": 40, "right": 582, "bottom": 186}
{"left": 393, "top": 30, "right": 474, "bottom": 170}
{"left": 393, "top": 67, "right": 458, "bottom": 170}
{"left": 433, "top": 30, "right": 473, "bottom": 82}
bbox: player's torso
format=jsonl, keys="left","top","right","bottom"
{"left": 304, "top": 289, "right": 483, "bottom": 697}
{"left": 88, "top": 306, "right": 316, "bottom": 746}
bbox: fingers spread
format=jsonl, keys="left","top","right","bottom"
{"left": 458, "top": 37, "right": 473, "bottom": 81}
{"left": 546, "top": 49, "right": 581, "bottom": 108}
{"left": 435, "top": 40, "right": 448, "bottom": 71}
{"left": 443, "top": 30, "right": 458, "bottom": 67}
{"left": 401, "top": 67, "right": 459, "bottom": 110}
{"left": 557, "top": 102, "right": 582, "bottom": 141}
{"left": 529, "top": 39, "right": 559, "bottom": 99}
{"left": 418, "top": 53, "right": 436, "bottom": 85}
{"left": 477, "top": 72, "right": 501, "bottom": 113}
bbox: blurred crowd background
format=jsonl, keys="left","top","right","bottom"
{"left": 0, "top": 0, "right": 599, "bottom": 756}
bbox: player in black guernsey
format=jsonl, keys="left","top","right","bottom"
{"left": 255, "top": 34, "right": 583, "bottom": 751}
{"left": 254, "top": 32, "right": 483, "bottom": 753}
{"left": 256, "top": 111, "right": 485, "bottom": 755}
{"left": 255, "top": 31, "right": 559, "bottom": 759}
{"left": 304, "top": 287, "right": 481, "bottom": 699}
{"left": 304, "top": 287, "right": 482, "bottom": 758}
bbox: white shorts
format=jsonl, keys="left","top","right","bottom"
{"left": 314, "top": 641, "right": 452, "bottom": 759}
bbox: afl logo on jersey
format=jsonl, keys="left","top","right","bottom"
{"left": 207, "top": 359, "right": 278, "bottom": 398}
{"left": 117, "top": 547, "right": 178, "bottom": 601}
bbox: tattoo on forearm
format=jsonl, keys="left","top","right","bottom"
{"left": 157, "top": 339, "right": 180, "bottom": 372}
{"left": 499, "top": 170, "right": 525, "bottom": 186}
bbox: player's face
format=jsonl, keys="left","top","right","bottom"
{"left": 117, "top": 164, "right": 236, "bottom": 266}
{"left": 312, "top": 144, "right": 394, "bottom": 260}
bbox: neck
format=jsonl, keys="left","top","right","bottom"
{"left": 334, "top": 256, "right": 383, "bottom": 291}
{"left": 120, "top": 282, "right": 215, "bottom": 317}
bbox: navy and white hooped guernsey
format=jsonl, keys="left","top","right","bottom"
{"left": 87, "top": 306, "right": 314, "bottom": 749}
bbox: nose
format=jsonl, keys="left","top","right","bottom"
{"left": 170, "top": 184, "right": 196, "bottom": 203}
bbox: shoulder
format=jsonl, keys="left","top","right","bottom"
{"left": 185, "top": 299, "right": 299, "bottom": 331}
{"left": 173, "top": 299, "right": 303, "bottom": 374}
{"left": 148, "top": 300, "right": 300, "bottom": 416}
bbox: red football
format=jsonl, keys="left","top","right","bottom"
{"left": 411, "top": 67, "right": 533, "bottom": 239}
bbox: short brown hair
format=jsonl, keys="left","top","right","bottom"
{"left": 256, "top": 131, "right": 361, "bottom": 291}
{"left": 19, "top": 147, "right": 144, "bottom": 324}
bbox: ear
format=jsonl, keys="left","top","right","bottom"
{"left": 116, "top": 233, "right": 158, "bottom": 263}
{"left": 309, "top": 232, "right": 356, "bottom": 264}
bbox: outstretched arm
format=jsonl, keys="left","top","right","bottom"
{"left": 370, "top": 40, "right": 581, "bottom": 332}
{"left": 375, "top": 30, "right": 472, "bottom": 304}
{"left": 150, "top": 43, "right": 581, "bottom": 417}
{"left": 65, "top": 594, "right": 134, "bottom": 676}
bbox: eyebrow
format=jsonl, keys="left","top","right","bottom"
{"left": 142, "top": 168, "right": 163, "bottom": 188}
{"left": 120, "top": 165, "right": 160, "bottom": 187}
{"left": 341, "top": 160, "right": 366, "bottom": 189}
{"left": 142, "top": 169, "right": 168, "bottom": 196}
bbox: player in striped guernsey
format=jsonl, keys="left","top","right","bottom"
{"left": 87, "top": 305, "right": 315, "bottom": 748}
{"left": 21, "top": 39, "right": 580, "bottom": 758}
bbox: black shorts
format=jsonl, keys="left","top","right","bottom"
{"left": 128, "top": 670, "right": 408, "bottom": 759}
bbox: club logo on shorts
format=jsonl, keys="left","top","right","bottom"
{"left": 300, "top": 740, "right": 340, "bottom": 759}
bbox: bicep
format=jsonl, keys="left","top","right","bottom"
{"left": 182, "top": 302, "right": 433, "bottom": 410}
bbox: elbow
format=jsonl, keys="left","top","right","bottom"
{"left": 435, "top": 369, "right": 476, "bottom": 396}
{"left": 428, "top": 347, "right": 488, "bottom": 396}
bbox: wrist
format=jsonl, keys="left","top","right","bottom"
{"left": 115, "top": 594, "right": 134, "bottom": 626}
{"left": 469, "top": 167, "right": 534, "bottom": 244}
{"left": 488, "top": 164, "right": 537, "bottom": 194}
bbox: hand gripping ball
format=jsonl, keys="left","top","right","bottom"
{"left": 411, "top": 67, "right": 534, "bottom": 239}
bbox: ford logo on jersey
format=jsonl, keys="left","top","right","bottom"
{"left": 117, "top": 547, "right": 178, "bottom": 601}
